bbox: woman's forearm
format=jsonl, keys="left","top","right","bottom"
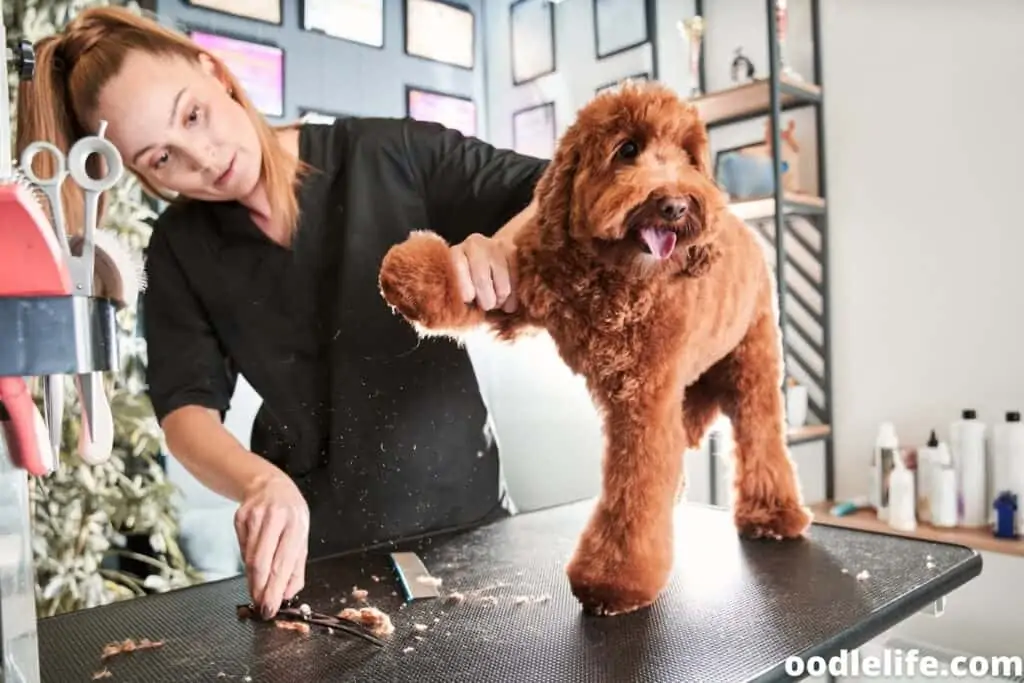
{"left": 494, "top": 197, "right": 538, "bottom": 245}
{"left": 161, "top": 405, "right": 283, "bottom": 503}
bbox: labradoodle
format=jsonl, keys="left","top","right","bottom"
{"left": 377, "top": 83, "right": 812, "bottom": 617}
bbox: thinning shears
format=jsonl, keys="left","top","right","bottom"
{"left": 20, "top": 122, "right": 124, "bottom": 454}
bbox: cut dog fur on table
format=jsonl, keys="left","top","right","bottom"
{"left": 377, "top": 82, "right": 813, "bottom": 617}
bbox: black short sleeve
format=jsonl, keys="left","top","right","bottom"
{"left": 399, "top": 119, "right": 547, "bottom": 244}
{"left": 142, "top": 219, "right": 236, "bottom": 424}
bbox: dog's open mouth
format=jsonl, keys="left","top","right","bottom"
{"left": 637, "top": 225, "right": 679, "bottom": 260}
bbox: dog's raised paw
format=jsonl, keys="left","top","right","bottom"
{"left": 378, "top": 231, "right": 458, "bottom": 329}
{"left": 734, "top": 501, "right": 813, "bottom": 540}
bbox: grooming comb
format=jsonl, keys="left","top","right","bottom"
{"left": 391, "top": 551, "right": 442, "bottom": 601}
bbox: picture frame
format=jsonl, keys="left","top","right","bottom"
{"left": 510, "top": 0, "right": 555, "bottom": 86}
{"left": 406, "top": 86, "right": 477, "bottom": 138}
{"left": 592, "top": 0, "right": 649, "bottom": 60}
{"left": 404, "top": 0, "right": 475, "bottom": 69}
{"left": 595, "top": 71, "right": 649, "bottom": 95}
{"left": 300, "top": 0, "right": 384, "bottom": 49}
{"left": 184, "top": 0, "right": 282, "bottom": 25}
{"left": 512, "top": 101, "right": 556, "bottom": 160}
{"left": 189, "top": 29, "right": 285, "bottom": 118}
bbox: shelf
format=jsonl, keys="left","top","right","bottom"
{"left": 692, "top": 76, "right": 822, "bottom": 128}
{"left": 728, "top": 192, "right": 826, "bottom": 222}
{"left": 788, "top": 424, "right": 830, "bottom": 445}
{"left": 810, "top": 502, "right": 1024, "bottom": 558}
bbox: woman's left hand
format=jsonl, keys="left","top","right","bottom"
{"left": 450, "top": 233, "right": 518, "bottom": 312}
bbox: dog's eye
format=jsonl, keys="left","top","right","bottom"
{"left": 616, "top": 140, "right": 640, "bottom": 161}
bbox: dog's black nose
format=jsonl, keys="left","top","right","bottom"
{"left": 657, "top": 196, "right": 688, "bottom": 221}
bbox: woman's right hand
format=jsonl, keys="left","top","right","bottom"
{"left": 234, "top": 470, "right": 310, "bottom": 619}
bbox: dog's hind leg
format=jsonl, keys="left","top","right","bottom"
{"left": 714, "top": 308, "right": 812, "bottom": 540}
{"left": 565, "top": 368, "right": 685, "bottom": 616}
{"left": 682, "top": 373, "right": 724, "bottom": 450}
{"left": 673, "top": 373, "right": 724, "bottom": 503}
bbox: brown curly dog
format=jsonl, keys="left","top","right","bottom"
{"left": 378, "top": 83, "right": 812, "bottom": 617}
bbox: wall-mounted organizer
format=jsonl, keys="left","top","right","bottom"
{"left": 682, "top": 0, "right": 834, "bottom": 506}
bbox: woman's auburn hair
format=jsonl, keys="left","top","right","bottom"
{"left": 15, "top": 6, "right": 304, "bottom": 239}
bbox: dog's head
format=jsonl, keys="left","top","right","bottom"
{"left": 534, "top": 83, "right": 726, "bottom": 278}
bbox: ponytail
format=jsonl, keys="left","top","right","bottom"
{"left": 15, "top": 35, "right": 90, "bottom": 237}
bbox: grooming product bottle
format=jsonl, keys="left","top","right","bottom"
{"left": 874, "top": 422, "right": 899, "bottom": 521}
{"left": 950, "top": 409, "right": 988, "bottom": 526}
{"left": 930, "top": 440, "right": 958, "bottom": 527}
{"left": 888, "top": 449, "right": 917, "bottom": 532}
{"left": 916, "top": 430, "right": 939, "bottom": 523}
{"left": 996, "top": 411, "right": 1024, "bottom": 533}
{"left": 992, "top": 411, "right": 1024, "bottom": 521}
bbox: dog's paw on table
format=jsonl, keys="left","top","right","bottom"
{"left": 378, "top": 230, "right": 473, "bottom": 331}
{"left": 565, "top": 507, "right": 673, "bottom": 616}
{"left": 733, "top": 499, "right": 814, "bottom": 540}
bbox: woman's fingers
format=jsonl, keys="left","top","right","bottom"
{"left": 283, "top": 540, "right": 308, "bottom": 603}
{"left": 261, "top": 511, "right": 307, "bottom": 616}
{"left": 451, "top": 235, "right": 517, "bottom": 311}
{"left": 249, "top": 508, "right": 287, "bottom": 617}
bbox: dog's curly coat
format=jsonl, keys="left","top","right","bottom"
{"left": 378, "top": 83, "right": 812, "bottom": 617}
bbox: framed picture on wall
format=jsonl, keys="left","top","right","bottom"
{"left": 510, "top": 0, "right": 555, "bottom": 85}
{"left": 185, "top": 0, "right": 282, "bottom": 25}
{"left": 189, "top": 30, "right": 285, "bottom": 117}
{"left": 406, "top": 86, "right": 477, "bottom": 138}
{"left": 405, "top": 0, "right": 475, "bottom": 69}
{"left": 595, "top": 71, "right": 649, "bottom": 95}
{"left": 593, "top": 0, "right": 649, "bottom": 59}
{"left": 512, "top": 102, "right": 556, "bottom": 160}
{"left": 301, "top": 0, "right": 384, "bottom": 48}
{"left": 299, "top": 108, "right": 352, "bottom": 124}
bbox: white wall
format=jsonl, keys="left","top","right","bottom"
{"left": 818, "top": 0, "right": 1024, "bottom": 660}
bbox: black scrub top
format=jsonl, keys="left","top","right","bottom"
{"left": 142, "top": 117, "right": 547, "bottom": 559}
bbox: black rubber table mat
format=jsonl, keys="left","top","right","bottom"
{"left": 39, "top": 500, "right": 981, "bottom": 682}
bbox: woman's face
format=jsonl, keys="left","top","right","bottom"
{"left": 94, "top": 50, "right": 262, "bottom": 202}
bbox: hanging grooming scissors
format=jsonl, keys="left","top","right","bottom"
{"left": 19, "top": 122, "right": 124, "bottom": 449}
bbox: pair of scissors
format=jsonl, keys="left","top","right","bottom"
{"left": 19, "top": 121, "right": 124, "bottom": 457}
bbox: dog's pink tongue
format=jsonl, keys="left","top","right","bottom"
{"left": 640, "top": 227, "right": 677, "bottom": 259}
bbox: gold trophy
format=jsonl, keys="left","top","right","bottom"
{"left": 677, "top": 15, "right": 704, "bottom": 98}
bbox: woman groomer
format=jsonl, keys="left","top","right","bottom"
{"left": 17, "top": 7, "right": 546, "bottom": 619}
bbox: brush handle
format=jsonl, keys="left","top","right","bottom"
{"left": 0, "top": 376, "right": 56, "bottom": 476}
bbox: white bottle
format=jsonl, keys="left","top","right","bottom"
{"left": 888, "top": 449, "right": 917, "bottom": 532}
{"left": 875, "top": 422, "right": 899, "bottom": 521}
{"left": 916, "top": 430, "right": 939, "bottom": 523}
{"left": 930, "top": 442, "right": 958, "bottom": 528}
{"left": 950, "top": 409, "right": 987, "bottom": 527}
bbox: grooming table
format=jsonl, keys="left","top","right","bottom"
{"left": 37, "top": 500, "right": 981, "bottom": 682}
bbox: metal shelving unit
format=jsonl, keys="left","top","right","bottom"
{"left": 688, "top": 0, "right": 834, "bottom": 506}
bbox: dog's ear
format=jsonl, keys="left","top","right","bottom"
{"left": 534, "top": 126, "right": 581, "bottom": 237}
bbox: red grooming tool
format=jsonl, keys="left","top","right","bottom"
{"left": 0, "top": 181, "right": 72, "bottom": 297}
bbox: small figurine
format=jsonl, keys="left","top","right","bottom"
{"left": 993, "top": 491, "right": 1019, "bottom": 539}
{"left": 731, "top": 47, "right": 756, "bottom": 84}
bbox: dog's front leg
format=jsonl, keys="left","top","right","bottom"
{"left": 378, "top": 231, "right": 488, "bottom": 334}
{"left": 720, "top": 310, "right": 813, "bottom": 540}
{"left": 566, "top": 373, "right": 685, "bottom": 616}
